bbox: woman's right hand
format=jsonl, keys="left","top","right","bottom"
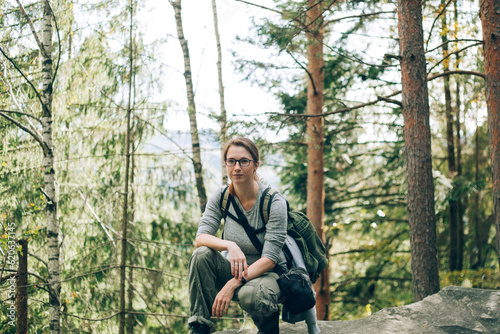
{"left": 227, "top": 242, "right": 248, "bottom": 280}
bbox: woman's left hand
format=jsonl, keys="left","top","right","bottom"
{"left": 212, "top": 279, "right": 240, "bottom": 318}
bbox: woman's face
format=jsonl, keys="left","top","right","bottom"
{"left": 225, "top": 145, "right": 259, "bottom": 185}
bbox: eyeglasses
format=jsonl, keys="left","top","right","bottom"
{"left": 225, "top": 158, "right": 255, "bottom": 167}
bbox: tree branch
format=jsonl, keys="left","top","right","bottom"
{"left": 324, "top": 10, "right": 396, "bottom": 26}
{"left": 426, "top": 38, "right": 483, "bottom": 54}
{"left": 0, "top": 46, "right": 46, "bottom": 114}
{"left": 0, "top": 109, "right": 42, "bottom": 123}
{"left": 425, "top": 0, "right": 454, "bottom": 51}
{"left": 0, "top": 112, "right": 48, "bottom": 153}
{"left": 268, "top": 90, "right": 402, "bottom": 118}
{"left": 428, "top": 70, "right": 485, "bottom": 81}
{"left": 46, "top": 0, "right": 62, "bottom": 83}
{"left": 15, "top": 0, "right": 48, "bottom": 58}
{"left": 286, "top": 50, "right": 317, "bottom": 95}
{"left": 427, "top": 42, "right": 483, "bottom": 74}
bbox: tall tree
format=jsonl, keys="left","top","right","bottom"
{"left": 305, "top": 0, "right": 330, "bottom": 320}
{"left": 0, "top": 1, "right": 61, "bottom": 330}
{"left": 397, "top": 0, "right": 440, "bottom": 301}
{"left": 479, "top": 0, "right": 500, "bottom": 278}
{"left": 119, "top": 0, "right": 135, "bottom": 332}
{"left": 212, "top": 0, "right": 228, "bottom": 185}
{"left": 41, "top": 1, "right": 61, "bottom": 332}
{"left": 440, "top": 0, "right": 461, "bottom": 272}
{"left": 171, "top": 0, "right": 208, "bottom": 211}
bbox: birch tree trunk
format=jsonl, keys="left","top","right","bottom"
{"left": 479, "top": 0, "right": 500, "bottom": 278}
{"left": 305, "top": 0, "right": 330, "bottom": 321}
{"left": 41, "top": 1, "right": 61, "bottom": 331}
{"left": 397, "top": 0, "right": 440, "bottom": 301}
{"left": 119, "top": 0, "right": 134, "bottom": 332}
{"left": 171, "top": 0, "right": 208, "bottom": 211}
{"left": 212, "top": 0, "right": 228, "bottom": 185}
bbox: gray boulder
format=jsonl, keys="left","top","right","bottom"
{"left": 215, "top": 286, "right": 500, "bottom": 333}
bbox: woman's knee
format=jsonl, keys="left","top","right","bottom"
{"left": 238, "top": 282, "right": 280, "bottom": 315}
{"left": 189, "top": 246, "right": 217, "bottom": 271}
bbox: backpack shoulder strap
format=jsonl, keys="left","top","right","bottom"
{"left": 220, "top": 185, "right": 231, "bottom": 219}
{"left": 259, "top": 187, "right": 278, "bottom": 225}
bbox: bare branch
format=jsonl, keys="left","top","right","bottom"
{"left": 78, "top": 189, "right": 119, "bottom": 247}
{"left": 377, "top": 95, "right": 402, "bottom": 106}
{"left": 61, "top": 309, "right": 120, "bottom": 322}
{"left": 0, "top": 111, "right": 48, "bottom": 153}
{"left": 0, "top": 109, "right": 42, "bottom": 123}
{"left": 286, "top": 50, "right": 317, "bottom": 94}
{"left": 426, "top": 38, "right": 483, "bottom": 54}
{"left": 324, "top": 10, "right": 396, "bottom": 26}
{"left": 28, "top": 252, "right": 48, "bottom": 267}
{"left": 427, "top": 70, "right": 485, "bottom": 81}
{"left": 46, "top": 0, "right": 62, "bottom": 83}
{"left": 0, "top": 46, "right": 46, "bottom": 113}
{"left": 425, "top": 0, "right": 454, "bottom": 51}
{"left": 268, "top": 90, "right": 402, "bottom": 118}
{"left": 427, "top": 42, "right": 483, "bottom": 74}
{"left": 15, "top": 0, "right": 47, "bottom": 58}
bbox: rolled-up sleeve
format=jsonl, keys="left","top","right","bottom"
{"left": 261, "top": 193, "right": 287, "bottom": 264}
{"left": 196, "top": 186, "right": 224, "bottom": 237}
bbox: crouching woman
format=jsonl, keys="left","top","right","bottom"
{"left": 188, "top": 137, "right": 288, "bottom": 334}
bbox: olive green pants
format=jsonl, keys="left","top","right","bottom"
{"left": 188, "top": 246, "right": 281, "bottom": 330}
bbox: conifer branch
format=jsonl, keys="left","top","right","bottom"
{"left": 324, "top": 10, "right": 396, "bottom": 26}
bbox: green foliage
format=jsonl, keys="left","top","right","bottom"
{"left": 443, "top": 269, "right": 499, "bottom": 289}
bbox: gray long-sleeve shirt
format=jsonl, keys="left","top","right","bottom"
{"left": 196, "top": 182, "right": 288, "bottom": 268}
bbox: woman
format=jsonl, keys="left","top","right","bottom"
{"left": 188, "top": 137, "right": 288, "bottom": 334}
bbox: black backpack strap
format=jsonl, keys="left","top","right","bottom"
{"left": 229, "top": 196, "right": 264, "bottom": 254}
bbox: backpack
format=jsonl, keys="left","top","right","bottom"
{"left": 220, "top": 186, "right": 328, "bottom": 284}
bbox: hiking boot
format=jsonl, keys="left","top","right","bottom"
{"left": 189, "top": 322, "right": 210, "bottom": 334}
{"left": 253, "top": 311, "right": 279, "bottom": 334}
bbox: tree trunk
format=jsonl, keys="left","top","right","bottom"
{"left": 454, "top": 0, "right": 464, "bottom": 271}
{"left": 479, "top": 0, "right": 500, "bottom": 278}
{"left": 172, "top": 0, "right": 208, "bottom": 211}
{"left": 305, "top": 0, "right": 329, "bottom": 321}
{"left": 119, "top": 1, "right": 134, "bottom": 333}
{"left": 397, "top": 0, "right": 440, "bottom": 301}
{"left": 474, "top": 116, "right": 482, "bottom": 267}
{"left": 41, "top": 1, "right": 61, "bottom": 332}
{"left": 211, "top": 0, "right": 228, "bottom": 185}
{"left": 17, "top": 240, "right": 28, "bottom": 334}
{"left": 127, "top": 125, "right": 137, "bottom": 334}
{"left": 440, "top": 3, "right": 460, "bottom": 272}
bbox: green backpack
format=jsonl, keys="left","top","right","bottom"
{"left": 220, "top": 186, "right": 328, "bottom": 284}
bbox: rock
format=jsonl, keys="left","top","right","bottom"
{"left": 215, "top": 286, "right": 500, "bottom": 333}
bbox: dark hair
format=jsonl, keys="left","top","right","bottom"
{"left": 223, "top": 137, "right": 260, "bottom": 163}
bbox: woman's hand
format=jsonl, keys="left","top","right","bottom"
{"left": 212, "top": 278, "right": 241, "bottom": 318}
{"left": 227, "top": 242, "right": 248, "bottom": 280}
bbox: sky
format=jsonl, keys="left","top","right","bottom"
{"left": 140, "top": 0, "right": 282, "bottom": 135}
{"left": 137, "top": 0, "right": 286, "bottom": 189}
